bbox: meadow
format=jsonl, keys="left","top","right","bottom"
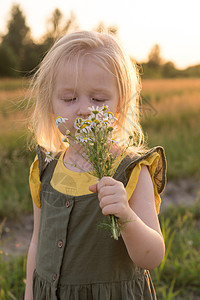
{"left": 0, "top": 78, "right": 200, "bottom": 299}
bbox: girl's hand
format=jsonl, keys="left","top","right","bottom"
{"left": 89, "top": 177, "right": 132, "bottom": 221}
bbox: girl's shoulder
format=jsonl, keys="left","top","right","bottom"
{"left": 124, "top": 146, "right": 167, "bottom": 214}
{"left": 119, "top": 146, "right": 167, "bottom": 193}
{"left": 29, "top": 152, "right": 41, "bottom": 208}
{"left": 35, "top": 145, "right": 64, "bottom": 180}
{"left": 29, "top": 145, "right": 64, "bottom": 208}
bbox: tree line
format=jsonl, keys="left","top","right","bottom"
{"left": 0, "top": 4, "right": 199, "bottom": 78}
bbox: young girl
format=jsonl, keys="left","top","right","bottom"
{"left": 25, "top": 31, "right": 166, "bottom": 300}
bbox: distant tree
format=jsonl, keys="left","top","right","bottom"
{"left": 183, "top": 64, "right": 200, "bottom": 77}
{"left": 140, "top": 44, "right": 163, "bottom": 78}
{"left": 148, "top": 44, "right": 162, "bottom": 68}
{"left": 94, "top": 21, "right": 118, "bottom": 35}
{"left": 21, "top": 42, "right": 46, "bottom": 76}
{"left": 50, "top": 8, "right": 63, "bottom": 37}
{"left": 2, "top": 4, "right": 31, "bottom": 60}
{"left": 0, "top": 43, "right": 19, "bottom": 77}
{"left": 162, "top": 61, "right": 177, "bottom": 78}
{"left": 42, "top": 9, "right": 79, "bottom": 48}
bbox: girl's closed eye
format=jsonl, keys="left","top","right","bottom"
{"left": 61, "top": 97, "right": 77, "bottom": 102}
{"left": 92, "top": 97, "right": 108, "bottom": 102}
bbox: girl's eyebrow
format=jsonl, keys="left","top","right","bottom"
{"left": 90, "top": 87, "right": 112, "bottom": 94}
{"left": 58, "top": 87, "right": 75, "bottom": 91}
{"left": 57, "top": 87, "right": 112, "bottom": 95}
{"left": 57, "top": 87, "right": 76, "bottom": 94}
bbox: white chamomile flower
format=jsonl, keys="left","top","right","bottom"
{"left": 74, "top": 135, "right": 81, "bottom": 143}
{"left": 65, "top": 129, "right": 71, "bottom": 136}
{"left": 100, "top": 105, "right": 108, "bottom": 112}
{"left": 88, "top": 105, "right": 100, "bottom": 116}
{"left": 108, "top": 138, "right": 118, "bottom": 144}
{"left": 83, "top": 137, "right": 92, "bottom": 143}
{"left": 102, "top": 119, "right": 109, "bottom": 125}
{"left": 83, "top": 119, "right": 92, "bottom": 126}
{"left": 81, "top": 127, "right": 91, "bottom": 134}
{"left": 62, "top": 136, "right": 68, "bottom": 142}
{"left": 104, "top": 111, "right": 115, "bottom": 121}
{"left": 74, "top": 117, "right": 83, "bottom": 129}
{"left": 78, "top": 120, "right": 92, "bottom": 133}
{"left": 77, "top": 137, "right": 92, "bottom": 143}
{"left": 55, "top": 116, "right": 68, "bottom": 127}
{"left": 45, "top": 151, "right": 56, "bottom": 163}
{"left": 92, "top": 119, "right": 101, "bottom": 126}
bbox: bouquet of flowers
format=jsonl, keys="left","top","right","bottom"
{"left": 47, "top": 105, "right": 133, "bottom": 239}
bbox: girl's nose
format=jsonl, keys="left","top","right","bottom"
{"left": 77, "top": 97, "right": 91, "bottom": 118}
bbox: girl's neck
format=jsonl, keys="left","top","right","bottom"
{"left": 63, "top": 146, "right": 92, "bottom": 173}
{"left": 63, "top": 143, "right": 122, "bottom": 173}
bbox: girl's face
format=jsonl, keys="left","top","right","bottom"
{"left": 52, "top": 56, "right": 119, "bottom": 136}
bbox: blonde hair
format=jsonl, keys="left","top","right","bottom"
{"left": 29, "top": 31, "right": 144, "bottom": 152}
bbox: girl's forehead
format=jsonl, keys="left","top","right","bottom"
{"left": 54, "top": 55, "right": 116, "bottom": 85}
{"left": 56, "top": 54, "right": 114, "bottom": 77}
{"left": 53, "top": 54, "right": 119, "bottom": 99}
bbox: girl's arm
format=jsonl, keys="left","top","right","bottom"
{"left": 119, "top": 165, "right": 165, "bottom": 270}
{"left": 24, "top": 203, "right": 41, "bottom": 300}
{"left": 89, "top": 165, "right": 165, "bottom": 270}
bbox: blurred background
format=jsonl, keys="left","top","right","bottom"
{"left": 0, "top": 1, "right": 200, "bottom": 299}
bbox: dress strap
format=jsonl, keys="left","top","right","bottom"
{"left": 36, "top": 145, "right": 62, "bottom": 182}
{"left": 113, "top": 146, "right": 167, "bottom": 194}
{"left": 127, "top": 146, "right": 166, "bottom": 194}
{"left": 36, "top": 145, "right": 49, "bottom": 181}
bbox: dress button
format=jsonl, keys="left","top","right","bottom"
{"left": 65, "top": 200, "right": 70, "bottom": 207}
{"left": 57, "top": 240, "right": 63, "bottom": 248}
{"left": 52, "top": 273, "right": 57, "bottom": 281}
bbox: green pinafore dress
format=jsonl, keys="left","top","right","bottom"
{"left": 33, "top": 146, "right": 166, "bottom": 300}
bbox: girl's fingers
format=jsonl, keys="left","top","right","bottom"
{"left": 98, "top": 185, "right": 115, "bottom": 199}
{"left": 97, "top": 177, "right": 116, "bottom": 190}
{"left": 89, "top": 183, "right": 98, "bottom": 193}
{"left": 101, "top": 201, "right": 122, "bottom": 217}
{"left": 89, "top": 177, "right": 115, "bottom": 193}
{"left": 99, "top": 195, "right": 118, "bottom": 209}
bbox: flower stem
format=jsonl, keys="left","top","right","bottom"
{"left": 110, "top": 215, "right": 120, "bottom": 240}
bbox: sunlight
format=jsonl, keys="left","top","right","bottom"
{"left": 0, "top": 0, "right": 200, "bottom": 68}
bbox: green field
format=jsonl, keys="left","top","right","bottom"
{"left": 0, "top": 78, "right": 200, "bottom": 299}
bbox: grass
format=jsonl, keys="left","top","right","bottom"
{"left": 141, "top": 78, "right": 200, "bottom": 180}
{"left": 0, "top": 77, "right": 199, "bottom": 216}
{"left": 0, "top": 220, "right": 26, "bottom": 300}
{"left": 151, "top": 197, "right": 200, "bottom": 299}
{"left": 0, "top": 199, "right": 199, "bottom": 299}
{"left": 142, "top": 109, "right": 200, "bottom": 179}
{"left": 0, "top": 78, "right": 200, "bottom": 298}
{"left": 0, "top": 78, "right": 29, "bottom": 91}
{"left": 0, "top": 131, "right": 34, "bottom": 218}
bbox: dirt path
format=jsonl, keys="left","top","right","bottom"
{"left": 1, "top": 178, "right": 200, "bottom": 257}
{"left": 1, "top": 214, "right": 33, "bottom": 257}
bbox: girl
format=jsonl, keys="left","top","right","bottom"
{"left": 25, "top": 31, "right": 166, "bottom": 300}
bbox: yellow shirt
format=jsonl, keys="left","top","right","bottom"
{"left": 29, "top": 151, "right": 162, "bottom": 214}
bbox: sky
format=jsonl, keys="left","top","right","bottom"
{"left": 0, "top": 0, "right": 200, "bottom": 69}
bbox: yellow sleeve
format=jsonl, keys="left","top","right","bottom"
{"left": 125, "top": 152, "right": 161, "bottom": 214}
{"left": 29, "top": 155, "right": 41, "bottom": 208}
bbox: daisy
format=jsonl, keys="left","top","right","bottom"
{"left": 45, "top": 151, "right": 56, "bottom": 163}
{"left": 74, "top": 117, "right": 83, "bottom": 129}
{"left": 100, "top": 105, "right": 108, "bottom": 112}
{"left": 104, "top": 111, "right": 114, "bottom": 120}
{"left": 88, "top": 106, "right": 99, "bottom": 115}
{"left": 65, "top": 130, "right": 71, "bottom": 136}
{"left": 108, "top": 138, "right": 118, "bottom": 144}
{"left": 62, "top": 136, "right": 68, "bottom": 142}
{"left": 56, "top": 116, "right": 68, "bottom": 127}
